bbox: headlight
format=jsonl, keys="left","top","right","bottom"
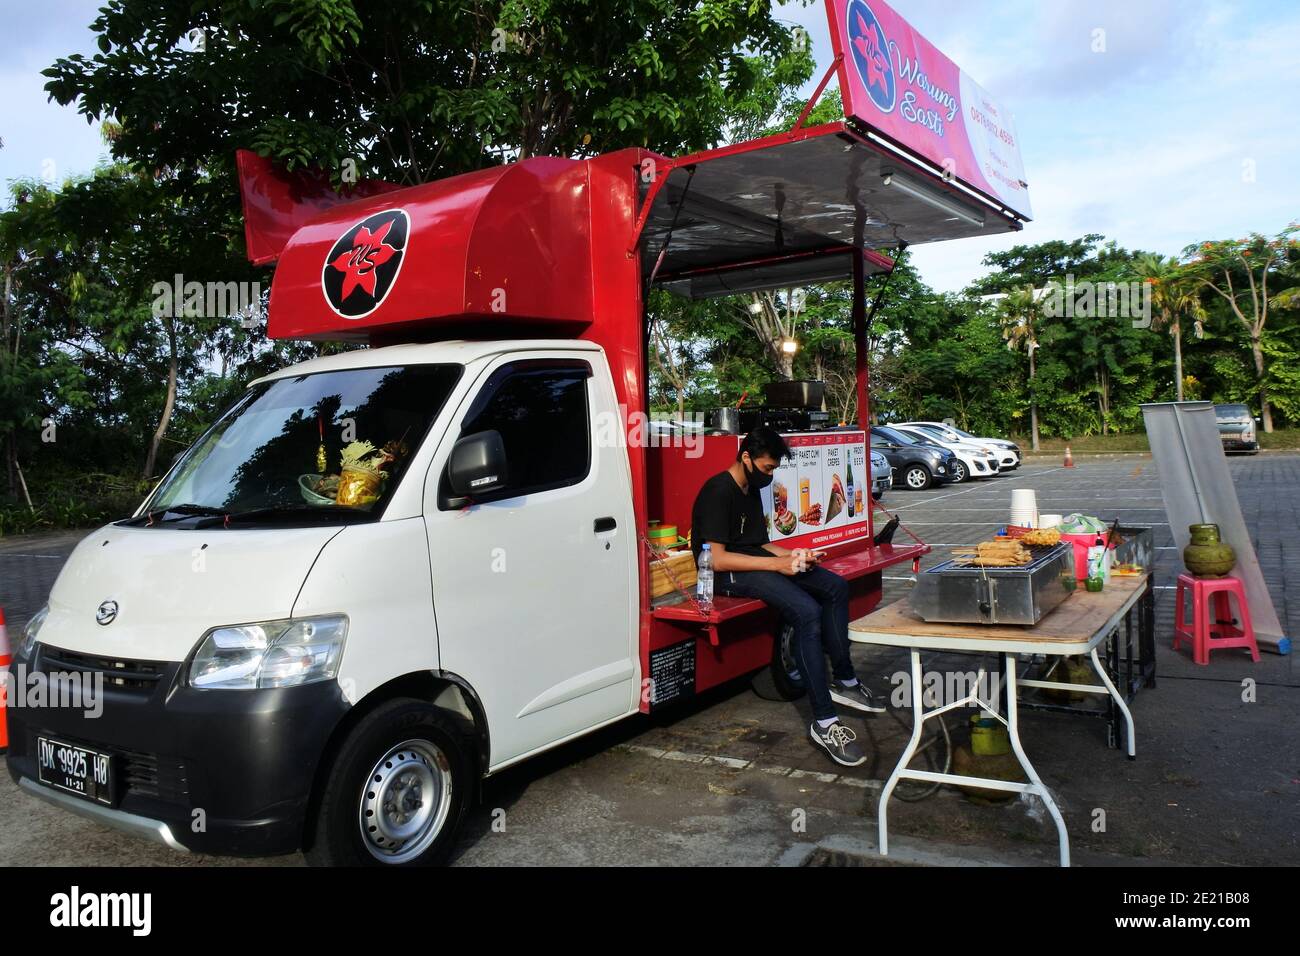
{"left": 17, "top": 605, "right": 48, "bottom": 659}
{"left": 189, "top": 615, "right": 348, "bottom": 690}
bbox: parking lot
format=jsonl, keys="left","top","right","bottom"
{"left": 2, "top": 454, "right": 1297, "bottom": 866}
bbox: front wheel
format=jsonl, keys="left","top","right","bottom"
{"left": 903, "top": 464, "right": 933, "bottom": 490}
{"left": 306, "top": 699, "right": 471, "bottom": 867}
{"left": 751, "top": 622, "right": 807, "bottom": 701}
{"left": 949, "top": 460, "right": 968, "bottom": 482}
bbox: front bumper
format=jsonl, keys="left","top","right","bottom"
{"left": 5, "top": 643, "right": 350, "bottom": 856}
{"left": 1220, "top": 435, "right": 1258, "bottom": 452}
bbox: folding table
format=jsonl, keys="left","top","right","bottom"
{"left": 848, "top": 573, "right": 1154, "bottom": 867}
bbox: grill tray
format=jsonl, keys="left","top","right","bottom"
{"left": 911, "top": 542, "right": 1077, "bottom": 625}
{"left": 941, "top": 542, "right": 1065, "bottom": 572}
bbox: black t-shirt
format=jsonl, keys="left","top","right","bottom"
{"left": 691, "top": 470, "right": 771, "bottom": 563}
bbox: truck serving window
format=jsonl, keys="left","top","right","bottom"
{"left": 454, "top": 360, "right": 592, "bottom": 502}
{"left": 137, "top": 364, "right": 463, "bottom": 525}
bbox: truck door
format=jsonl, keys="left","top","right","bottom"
{"left": 424, "top": 349, "right": 639, "bottom": 768}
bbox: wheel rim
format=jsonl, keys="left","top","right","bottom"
{"left": 358, "top": 738, "right": 453, "bottom": 864}
{"left": 906, "top": 467, "right": 928, "bottom": 488}
{"left": 952, "top": 462, "right": 967, "bottom": 481}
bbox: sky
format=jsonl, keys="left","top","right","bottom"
{"left": 1, "top": 0, "right": 1298, "bottom": 293}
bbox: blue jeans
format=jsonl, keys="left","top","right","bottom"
{"left": 717, "top": 565, "right": 856, "bottom": 721}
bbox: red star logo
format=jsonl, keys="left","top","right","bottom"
{"left": 330, "top": 219, "right": 399, "bottom": 300}
{"left": 853, "top": 15, "right": 890, "bottom": 93}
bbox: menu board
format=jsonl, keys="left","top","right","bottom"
{"left": 761, "top": 431, "right": 871, "bottom": 551}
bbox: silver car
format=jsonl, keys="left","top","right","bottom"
{"left": 871, "top": 449, "right": 892, "bottom": 500}
{"left": 1214, "top": 404, "right": 1259, "bottom": 454}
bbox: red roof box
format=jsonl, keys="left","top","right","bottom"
{"left": 267, "top": 157, "right": 595, "bottom": 341}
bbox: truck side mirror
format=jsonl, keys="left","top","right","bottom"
{"left": 446, "top": 430, "right": 508, "bottom": 505}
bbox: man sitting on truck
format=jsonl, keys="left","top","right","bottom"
{"left": 690, "top": 426, "right": 885, "bottom": 768}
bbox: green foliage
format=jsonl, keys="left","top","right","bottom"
{"left": 45, "top": 0, "right": 802, "bottom": 188}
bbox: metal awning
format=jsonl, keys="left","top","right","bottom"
{"left": 638, "top": 121, "right": 1024, "bottom": 298}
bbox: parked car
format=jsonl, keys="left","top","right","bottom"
{"left": 1214, "top": 404, "right": 1260, "bottom": 454}
{"left": 870, "top": 449, "right": 892, "bottom": 500}
{"left": 870, "top": 425, "right": 955, "bottom": 490}
{"left": 891, "top": 424, "right": 1000, "bottom": 482}
{"left": 899, "top": 421, "right": 1021, "bottom": 470}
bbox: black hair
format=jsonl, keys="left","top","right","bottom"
{"left": 738, "top": 425, "right": 790, "bottom": 464}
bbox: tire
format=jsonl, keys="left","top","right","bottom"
{"left": 949, "top": 460, "right": 968, "bottom": 483}
{"left": 306, "top": 698, "right": 471, "bottom": 867}
{"left": 872, "top": 491, "right": 883, "bottom": 501}
{"left": 903, "top": 464, "right": 933, "bottom": 490}
{"left": 751, "top": 623, "right": 807, "bottom": 701}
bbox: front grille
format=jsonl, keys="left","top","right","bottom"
{"left": 119, "top": 748, "right": 191, "bottom": 803}
{"left": 39, "top": 646, "right": 167, "bottom": 692}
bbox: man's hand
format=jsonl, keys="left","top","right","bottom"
{"left": 775, "top": 551, "right": 809, "bottom": 575}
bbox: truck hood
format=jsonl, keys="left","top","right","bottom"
{"left": 40, "top": 523, "right": 345, "bottom": 662}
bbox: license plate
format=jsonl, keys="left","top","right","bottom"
{"left": 36, "top": 736, "right": 116, "bottom": 806}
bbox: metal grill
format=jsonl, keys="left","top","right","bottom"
{"left": 940, "top": 542, "right": 1065, "bottom": 572}
{"left": 119, "top": 748, "right": 191, "bottom": 803}
{"left": 39, "top": 647, "right": 166, "bottom": 692}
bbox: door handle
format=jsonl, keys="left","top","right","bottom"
{"left": 594, "top": 516, "right": 617, "bottom": 533}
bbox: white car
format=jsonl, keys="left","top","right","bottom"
{"left": 870, "top": 449, "right": 892, "bottom": 500}
{"left": 891, "top": 425, "right": 1000, "bottom": 482}
{"left": 900, "top": 421, "right": 1021, "bottom": 471}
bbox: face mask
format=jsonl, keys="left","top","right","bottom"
{"left": 745, "top": 458, "right": 774, "bottom": 491}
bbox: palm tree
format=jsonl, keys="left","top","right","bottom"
{"left": 998, "top": 285, "right": 1044, "bottom": 451}
{"left": 1133, "top": 254, "right": 1206, "bottom": 401}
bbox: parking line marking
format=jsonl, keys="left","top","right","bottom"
{"left": 789, "top": 769, "right": 839, "bottom": 783}
{"left": 704, "top": 755, "right": 752, "bottom": 770}
{"left": 661, "top": 751, "right": 707, "bottom": 763}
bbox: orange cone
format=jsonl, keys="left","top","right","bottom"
{"left": 0, "top": 607, "right": 10, "bottom": 754}
{"left": 1063, "top": 446, "right": 1074, "bottom": 468}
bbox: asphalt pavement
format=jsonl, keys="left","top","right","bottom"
{"left": 2, "top": 455, "right": 1296, "bottom": 866}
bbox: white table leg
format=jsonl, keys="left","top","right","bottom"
{"left": 1090, "top": 646, "right": 1136, "bottom": 759}
{"left": 877, "top": 648, "right": 925, "bottom": 857}
{"left": 1004, "top": 653, "right": 1071, "bottom": 867}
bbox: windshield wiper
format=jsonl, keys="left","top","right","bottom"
{"left": 192, "top": 504, "right": 371, "bottom": 528}
{"left": 121, "top": 503, "right": 227, "bottom": 526}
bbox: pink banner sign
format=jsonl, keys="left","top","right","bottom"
{"left": 826, "top": 0, "right": 1032, "bottom": 219}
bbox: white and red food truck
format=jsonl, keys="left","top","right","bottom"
{"left": 7, "top": 0, "right": 1030, "bottom": 864}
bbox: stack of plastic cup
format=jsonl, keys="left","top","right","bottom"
{"left": 1010, "top": 489, "right": 1039, "bottom": 529}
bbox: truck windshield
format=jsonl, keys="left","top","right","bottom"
{"left": 141, "top": 364, "right": 462, "bottom": 524}
{"left": 1215, "top": 404, "right": 1250, "bottom": 420}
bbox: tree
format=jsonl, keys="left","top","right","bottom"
{"left": 970, "top": 234, "right": 1118, "bottom": 295}
{"left": 997, "top": 285, "right": 1046, "bottom": 449}
{"left": 1187, "top": 229, "right": 1299, "bottom": 432}
{"left": 1132, "top": 254, "right": 1207, "bottom": 402}
{"left": 45, "top": 0, "right": 802, "bottom": 190}
{"left": 739, "top": 290, "right": 805, "bottom": 380}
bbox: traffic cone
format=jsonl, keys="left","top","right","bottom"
{"left": 0, "top": 607, "right": 10, "bottom": 754}
{"left": 1063, "top": 446, "right": 1074, "bottom": 468}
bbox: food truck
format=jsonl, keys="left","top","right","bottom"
{"left": 7, "top": 0, "right": 1031, "bottom": 865}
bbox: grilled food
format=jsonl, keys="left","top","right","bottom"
{"left": 1023, "top": 528, "right": 1061, "bottom": 546}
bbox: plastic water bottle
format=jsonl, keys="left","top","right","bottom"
{"left": 1086, "top": 536, "right": 1106, "bottom": 592}
{"left": 696, "top": 543, "right": 714, "bottom": 612}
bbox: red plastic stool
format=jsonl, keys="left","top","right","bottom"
{"left": 1173, "top": 573, "right": 1260, "bottom": 665}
